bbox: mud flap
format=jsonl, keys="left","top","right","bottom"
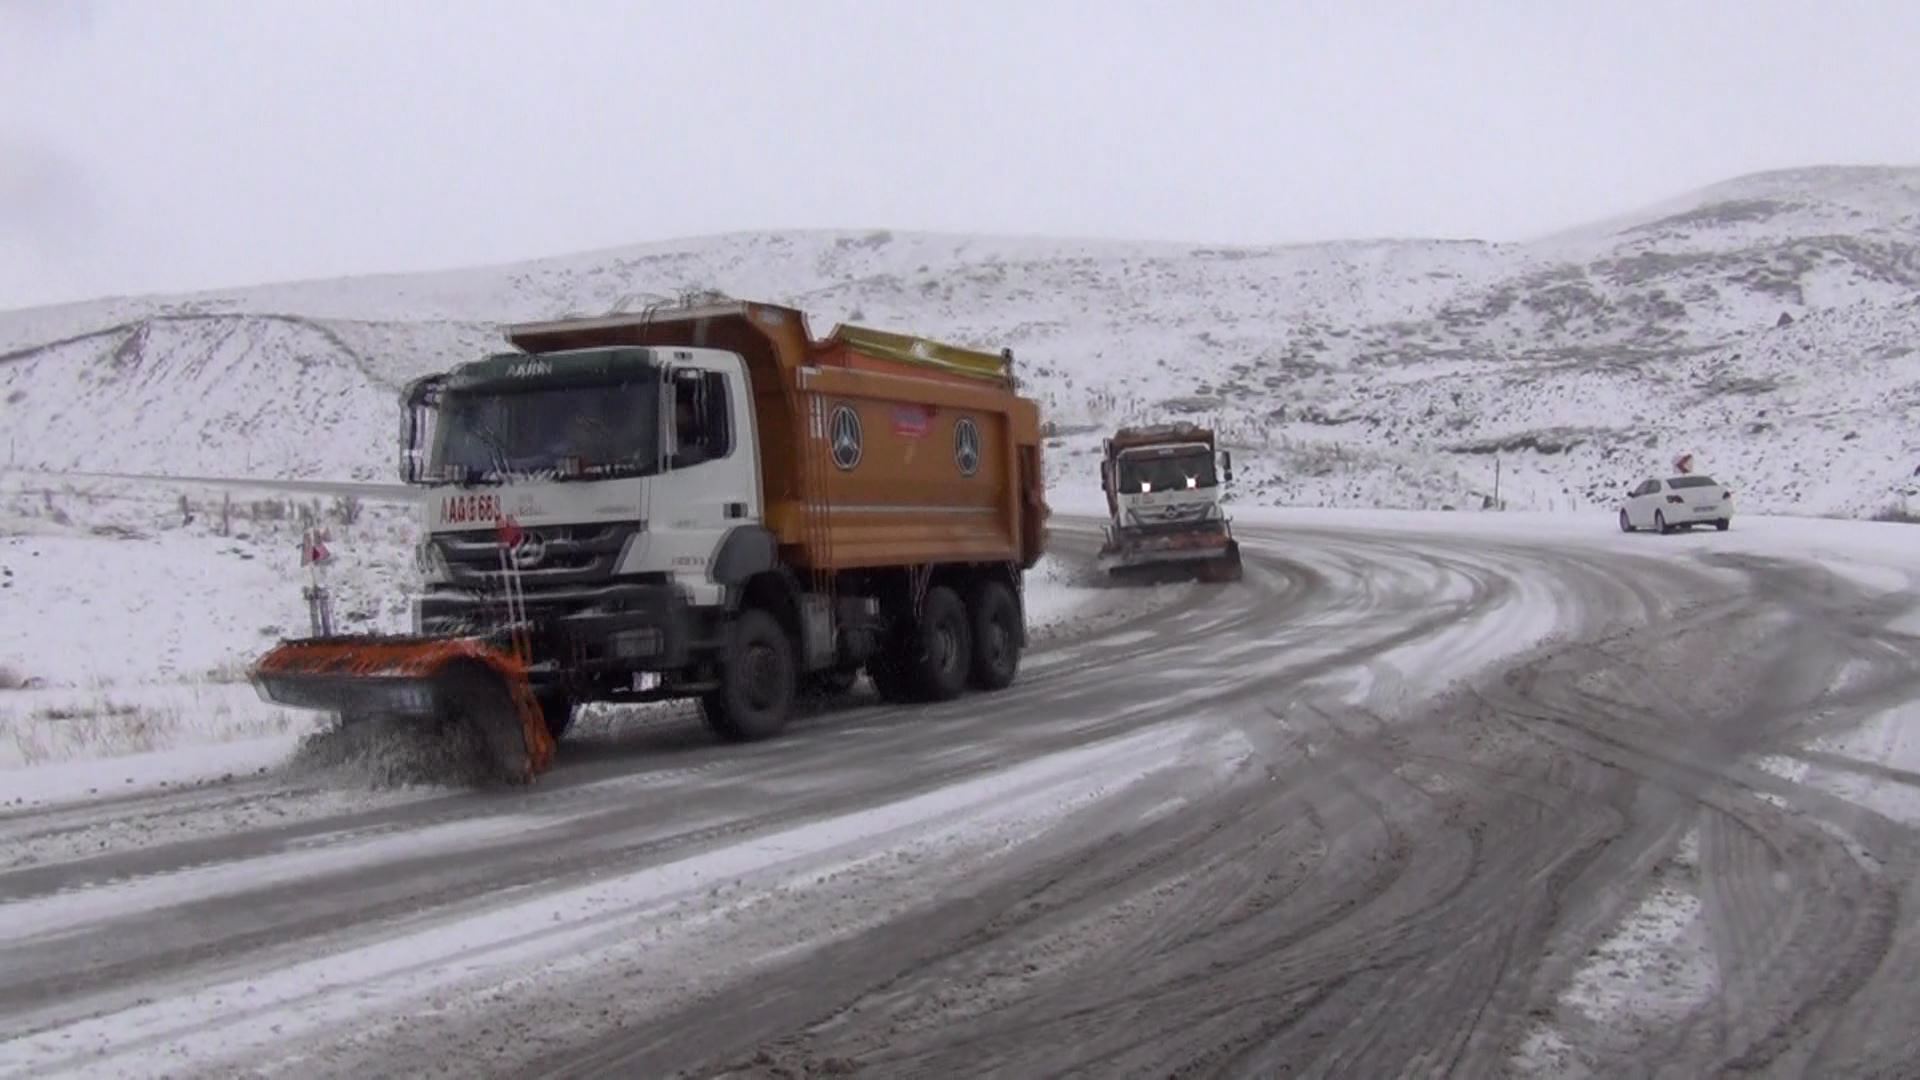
{"left": 250, "top": 635, "right": 556, "bottom": 783}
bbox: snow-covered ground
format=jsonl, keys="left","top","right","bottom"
{"left": 3, "top": 487, "right": 1917, "bottom": 1074}
{"left": 0, "top": 480, "right": 1125, "bottom": 799}
{"left": 9, "top": 482, "right": 1917, "bottom": 788}
{"left": 3, "top": 166, "right": 1918, "bottom": 513}
{"left": 0, "top": 481, "right": 420, "bottom": 784}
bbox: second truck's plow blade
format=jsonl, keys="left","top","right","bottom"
{"left": 1098, "top": 533, "right": 1244, "bottom": 585}
{"left": 251, "top": 636, "right": 556, "bottom": 783}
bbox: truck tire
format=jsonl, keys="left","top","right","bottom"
{"left": 967, "top": 579, "right": 1022, "bottom": 691}
{"left": 533, "top": 688, "right": 574, "bottom": 741}
{"left": 702, "top": 608, "right": 796, "bottom": 742}
{"left": 908, "top": 585, "right": 972, "bottom": 701}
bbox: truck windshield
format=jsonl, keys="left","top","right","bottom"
{"left": 430, "top": 379, "right": 660, "bottom": 483}
{"left": 1118, "top": 450, "right": 1217, "bottom": 493}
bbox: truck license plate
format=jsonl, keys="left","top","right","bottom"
{"left": 631, "top": 672, "right": 661, "bottom": 692}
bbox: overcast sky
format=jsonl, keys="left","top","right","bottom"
{"left": 4, "top": 0, "right": 1918, "bottom": 310}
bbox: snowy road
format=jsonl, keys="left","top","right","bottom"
{"left": 4, "top": 513, "right": 1920, "bottom": 1077}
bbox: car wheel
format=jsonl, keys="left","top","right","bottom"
{"left": 1716, "top": 518, "right": 1731, "bottom": 532}
{"left": 1655, "top": 510, "right": 1670, "bottom": 535}
{"left": 1618, "top": 508, "right": 1633, "bottom": 533}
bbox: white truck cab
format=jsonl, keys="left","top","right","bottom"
{"left": 401, "top": 343, "right": 777, "bottom": 724}
{"left": 1096, "top": 423, "right": 1242, "bottom": 583}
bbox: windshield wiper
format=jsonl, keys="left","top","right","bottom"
{"left": 449, "top": 419, "right": 517, "bottom": 485}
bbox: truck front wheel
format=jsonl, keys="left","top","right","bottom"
{"left": 702, "top": 608, "right": 796, "bottom": 742}
{"left": 967, "top": 580, "right": 1022, "bottom": 691}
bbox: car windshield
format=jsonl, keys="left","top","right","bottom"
{"left": 1118, "top": 449, "right": 1217, "bottom": 492}
{"left": 1667, "top": 476, "right": 1720, "bottom": 489}
{"left": 430, "top": 378, "right": 660, "bottom": 483}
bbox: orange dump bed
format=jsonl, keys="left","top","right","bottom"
{"left": 505, "top": 301, "right": 1048, "bottom": 573}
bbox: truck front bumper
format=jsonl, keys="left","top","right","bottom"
{"left": 416, "top": 582, "right": 701, "bottom": 680}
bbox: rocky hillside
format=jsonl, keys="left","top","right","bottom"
{"left": 3, "top": 165, "right": 1917, "bottom": 517}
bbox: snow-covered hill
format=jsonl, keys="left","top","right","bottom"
{"left": 4, "top": 165, "right": 1919, "bottom": 515}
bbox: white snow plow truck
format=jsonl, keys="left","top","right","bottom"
{"left": 1096, "top": 421, "right": 1242, "bottom": 583}
{"left": 249, "top": 299, "right": 1049, "bottom": 783}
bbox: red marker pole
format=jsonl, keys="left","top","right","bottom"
{"left": 494, "top": 516, "right": 530, "bottom": 663}
{"left": 300, "top": 527, "right": 335, "bottom": 636}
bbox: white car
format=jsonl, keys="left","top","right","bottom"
{"left": 1619, "top": 474, "right": 1734, "bottom": 533}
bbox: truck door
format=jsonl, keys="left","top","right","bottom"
{"left": 644, "top": 360, "right": 761, "bottom": 599}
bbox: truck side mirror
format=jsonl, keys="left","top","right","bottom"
{"left": 1221, "top": 451, "right": 1234, "bottom": 484}
{"left": 398, "top": 374, "right": 444, "bottom": 484}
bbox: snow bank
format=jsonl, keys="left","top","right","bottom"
{"left": 0, "top": 505, "right": 416, "bottom": 690}
{"left": 0, "top": 486, "right": 418, "bottom": 781}
{"left": 1022, "top": 548, "right": 1108, "bottom": 637}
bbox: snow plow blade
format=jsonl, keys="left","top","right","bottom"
{"left": 249, "top": 635, "right": 556, "bottom": 783}
{"left": 1098, "top": 534, "right": 1244, "bottom": 585}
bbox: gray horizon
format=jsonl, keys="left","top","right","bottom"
{"left": 5, "top": 0, "right": 1919, "bottom": 309}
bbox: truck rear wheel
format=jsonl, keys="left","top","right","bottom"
{"left": 869, "top": 585, "right": 972, "bottom": 704}
{"left": 967, "top": 579, "right": 1022, "bottom": 691}
{"left": 908, "top": 585, "right": 971, "bottom": 701}
{"left": 702, "top": 608, "right": 796, "bottom": 742}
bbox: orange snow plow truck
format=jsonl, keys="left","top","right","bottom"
{"left": 251, "top": 299, "right": 1049, "bottom": 782}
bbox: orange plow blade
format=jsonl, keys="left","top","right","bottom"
{"left": 250, "top": 635, "right": 556, "bottom": 782}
